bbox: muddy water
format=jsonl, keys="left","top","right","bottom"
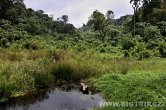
{"left": 0, "top": 85, "right": 104, "bottom": 110}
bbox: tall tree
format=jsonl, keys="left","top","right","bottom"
{"left": 87, "top": 10, "right": 106, "bottom": 41}
{"left": 0, "top": 0, "right": 13, "bottom": 18}
{"left": 140, "top": 0, "right": 166, "bottom": 24}
{"left": 57, "top": 15, "right": 69, "bottom": 24}
{"left": 106, "top": 10, "right": 114, "bottom": 22}
{"left": 130, "top": 0, "right": 141, "bottom": 37}
{"left": 61, "top": 15, "right": 69, "bottom": 24}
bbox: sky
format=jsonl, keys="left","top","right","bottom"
{"left": 24, "top": 0, "right": 133, "bottom": 28}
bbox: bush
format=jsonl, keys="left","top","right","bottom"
{"left": 136, "top": 22, "right": 161, "bottom": 42}
{"left": 0, "top": 28, "right": 28, "bottom": 48}
{"left": 105, "top": 25, "right": 122, "bottom": 46}
{"left": 159, "top": 42, "right": 166, "bottom": 58}
{"left": 77, "top": 44, "right": 86, "bottom": 52}
{"left": 23, "top": 40, "right": 40, "bottom": 50}
{"left": 128, "top": 42, "right": 153, "bottom": 59}
{"left": 97, "top": 43, "right": 108, "bottom": 53}
{"left": 138, "top": 49, "right": 153, "bottom": 60}
{"left": 121, "top": 34, "right": 136, "bottom": 50}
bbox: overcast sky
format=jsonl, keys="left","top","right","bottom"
{"left": 24, "top": 0, "right": 133, "bottom": 28}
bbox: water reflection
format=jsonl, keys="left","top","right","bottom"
{"left": 0, "top": 84, "right": 104, "bottom": 110}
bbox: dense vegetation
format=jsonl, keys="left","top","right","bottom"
{"left": 0, "top": 0, "right": 166, "bottom": 110}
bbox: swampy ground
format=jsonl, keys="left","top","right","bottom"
{"left": 0, "top": 0, "right": 166, "bottom": 109}
{"left": 0, "top": 50, "right": 166, "bottom": 110}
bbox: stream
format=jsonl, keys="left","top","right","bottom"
{"left": 0, "top": 84, "right": 104, "bottom": 110}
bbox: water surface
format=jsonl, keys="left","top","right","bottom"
{"left": 0, "top": 85, "right": 104, "bottom": 110}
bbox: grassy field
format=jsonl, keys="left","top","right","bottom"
{"left": 0, "top": 49, "right": 166, "bottom": 110}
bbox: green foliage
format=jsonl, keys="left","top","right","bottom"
{"left": 51, "top": 62, "right": 74, "bottom": 82}
{"left": 136, "top": 22, "right": 161, "bottom": 42}
{"left": 0, "top": 0, "right": 165, "bottom": 60}
{"left": 88, "top": 10, "right": 106, "bottom": 31}
{"left": 87, "top": 10, "right": 106, "bottom": 41}
{"left": 0, "top": 19, "right": 12, "bottom": 30}
{"left": 0, "top": 75, "right": 11, "bottom": 102}
{"left": 0, "top": 28, "right": 28, "bottom": 47}
{"left": 159, "top": 42, "right": 166, "bottom": 58}
{"left": 139, "top": 0, "right": 165, "bottom": 24}
{"left": 106, "top": 10, "right": 114, "bottom": 23}
{"left": 23, "top": 39, "right": 41, "bottom": 50}
{"left": 105, "top": 25, "right": 122, "bottom": 46}
{"left": 50, "top": 61, "right": 99, "bottom": 82}
{"left": 0, "top": 49, "right": 166, "bottom": 102}
{"left": 121, "top": 34, "right": 136, "bottom": 50}
{"left": 34, "top": 72, "right": 54, "bottom": 89}
{"left": 0, "top": 55, "right": 54, "bottom": 101}
{"left": 57, "top": 15, "right": 69, "bottom": 24}
{"left": 0, "top": 0, "right": 166, "bottom": 107}
{"left": 130, "top": 42, "right": 153, "bottom": 59}
{"left": 157, "top": 21, "right": 166, "bottom": 36}
{"left": 92, "top": 72, "right": 166, "bottom": 109}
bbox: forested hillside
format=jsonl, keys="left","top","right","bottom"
{"left": 0, "top": 0, "right": 165, "bottom": 58}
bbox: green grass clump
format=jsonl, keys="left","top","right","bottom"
{"left": 50, "top": 61, "right": 99, "bottom": 82}
{"left": 0, "top": 75, "right": 11, "bottom": 102}
{"left": 92, "top": 72, "right": 166, "bottom": 110}
{"left": 0, "top": 58, "right": 54, "bottom": 101}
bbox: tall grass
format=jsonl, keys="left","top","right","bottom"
{"left": 50, "top": 61, "right": 99, "bottom": 82}
{"left": 0, "top": 49, "right": 50, "bottom": 61}
{"left": 0, "top": 50, "right": 102, "bottom": 101}
{"left": 0, "top": 49, "right": 166, "bottom": 103}
{"left": 0, "top": 58, "right": 54, "bottom": 101}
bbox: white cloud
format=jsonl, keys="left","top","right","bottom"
{"left": 24, "top": 0, "right": 133, "bottom": 28}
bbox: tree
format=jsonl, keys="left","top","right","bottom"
{"left": 139, "top": 0, "right": 165, "bottom": 24}
{"left": 5, "top": 3, "right": 26, "bottom": 24}
{"left": 35, "top": 10, "right": 45, "bottom": 18}
{"left": 57, "top": 15, "right": 69, "bottom": 24}
{"left": 0, "top": 0, "right": 25, "bottom": 19}
{"left": 130, "top": 0, "right": 141, "bottom": 37}
{"left": 106, "top": 10, "right": 114, "bottom": 23}
{"left": 87, "top": 10, "right": 106, "bottom": 41}
{"left": 157, "top": 21, "right": 166, "bottom": 36}
{"left": 61, "top": 15, "right": 69, "bottom": 24}
{"left": 135, "top": 22, "right": 160, "bottom": 42}
{"left": 0, "top": 0, "right": 13, "bottom": 18}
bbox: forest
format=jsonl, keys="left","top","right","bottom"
{"left": 0, "top": 0, "right": 166, "bottom": 110}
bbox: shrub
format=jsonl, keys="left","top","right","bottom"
{"left": 77, "top": 44, "right": 86, "bottom": 52}
{"left": 23, "top": 40, "right": 40, "bottom": 50}
{"left": 136, "top": 22, "right": 161, "bottom": 42}
{"left": 128, "top": 42, "right": 153, "bottom": 59}
{"left": 121, "top": 34, "right": 136, "bottom": 50}
{"left": 97, "top": 43, "right": 108, "bottom": 53}
{"left": 159, "top": 42, "right": 166, "bottom": 58}
{"left": 138, "top": 49, "right": 153, "bottom": 60}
